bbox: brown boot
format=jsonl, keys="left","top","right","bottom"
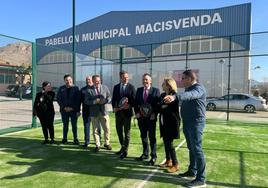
{"left": 159, "top": 160, "right": 172, "bottom": 168}
{"left": 167, "top": 164, "right": 179, "bottom": 173}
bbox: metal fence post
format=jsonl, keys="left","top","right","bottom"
{"left": 227, "top": 36, "right": 232, "bottom": 121}
{"left": 120, "top": 46, "right": 123, "bottom": 72}
{"left": 100, "top": 39, "right": 103, "bottom": 80}
{"left": 185, "top": 40, "right": 189, "bottom": 70}
{"left": 32, "top": 42, "right": 37, "bottom": 128}
{"left": 72, "top": 0, "right": 76, "bottom": 84}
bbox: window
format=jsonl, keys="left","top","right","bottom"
{"left": 201, "top": 40, "right": 210, "bottom": 52}
{"left": 211, "top": 39, "right": 222, "bottom": 51}
{"left": 171, "top": 42, "right": 180, "bottom": 55}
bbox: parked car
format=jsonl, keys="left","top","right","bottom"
{"left": 5, "top": 85, "right": 19, "bottom": 97}
{"left": 5, "top": 84, "right": 32, "bottom": 99}
{"left": 206, "top": 93, "right": 268, "bottom": 113}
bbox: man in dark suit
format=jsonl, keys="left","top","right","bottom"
{"left": 80, "top": 76, "right": 93, "bottom": 147}
{"left": 85, "top": 75, "right": 112, "bottom": 152}
{"left": 112, "top": 71, "right": 136, "bottom": 159}
{"left": 57, "top": 74, "right": 80, "bottom": 145}
{"left": 134, "top": 73, "right": 160, "bottom": 165}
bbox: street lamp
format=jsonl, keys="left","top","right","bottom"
{"left": 219, "top": 59, "right": 225, "bottom": 96}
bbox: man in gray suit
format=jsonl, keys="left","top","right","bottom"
{"left": 85, "top": 75, "right": 112, "bottom": 152}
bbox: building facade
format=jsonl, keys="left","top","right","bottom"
{"left": 36, "top": 3, "right": 251, "bottom": 97}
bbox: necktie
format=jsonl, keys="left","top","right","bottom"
{"left": 143, "top": 89, "right": 148, "bottom": 102}
{"left": 96, "top": 87, "right": 100, "bottom": 96}
{"left": 120, "top": 85, "right": 125, "bottom": 96}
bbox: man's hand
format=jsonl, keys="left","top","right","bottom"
{"left": 163, "top": 95, "right": 175, "bottom": 104}
{"left": 113, "top": 108, "right": 120, "bottom": 112}
{"left": 96, "top": 98, "right": 101, "bottom": 104}
{"left": 123, "top": 103, "right": 129, "bottom": 109}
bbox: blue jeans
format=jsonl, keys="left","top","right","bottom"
{"left": 61, "top": 111, "right": 78, "bottom": 140}
{"left": 183, "top": 118, "right": 206, "bottom": 182}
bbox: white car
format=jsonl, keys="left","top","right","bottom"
{"left": 206, "top": 93, "right": 267, "bottom": 113}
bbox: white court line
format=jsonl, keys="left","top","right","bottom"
{"left": 135, "top": 139, "right": 186, "bottom": 188}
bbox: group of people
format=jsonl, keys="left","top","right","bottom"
{"left": 33, "top": 69, "right": 207, "bottom": 188}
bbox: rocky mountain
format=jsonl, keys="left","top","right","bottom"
{"left": 0, "top": 43, "right": 31, "bottom": 67}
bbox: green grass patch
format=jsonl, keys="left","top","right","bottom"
{"left": 0, "top": 116, "right": 267, "bottom": 187}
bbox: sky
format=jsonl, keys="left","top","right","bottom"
{"left": 0, "top": 0, "right": 267, "bottom": 81}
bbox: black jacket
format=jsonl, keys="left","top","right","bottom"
{"left": 57, "top": 85, "right": 80, "bottom": 113}
{"left": 33, "top": 91, "right": 55, "bottom": 117}
{"left": 112, "top": 83, "right": 136, "bottom": 117}
{"left": 158, "top": 92, "right": 180, "bottom": 139}
{"left": 134, "top": 86, "right": 160, "bottom": 120}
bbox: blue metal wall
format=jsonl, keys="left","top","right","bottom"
{"left": 36, "top": 3, "right": 251, "bottom": 61}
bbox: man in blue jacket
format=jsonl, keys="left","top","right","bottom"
{"left": 57, "top": 74, "right": 80, "bottom": 145}
{"left": 164, "top": 70, "right": 206, "bottom": 188}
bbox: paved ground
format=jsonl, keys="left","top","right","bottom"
{"left": 0, "top": 96, "right": 267, "bottom": 130}
{"left": 0, "top": 96, "right": 61, "bottom": 129}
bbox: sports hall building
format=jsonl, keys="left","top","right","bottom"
{"left": 36, "top": 3, "right": 251, "bottom": 97}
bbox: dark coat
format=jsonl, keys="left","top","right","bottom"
{"left": 112, "top": 83, "right": 136, "bottom": 117}
{"left": 134, "top": 86, "right": 160, "bottom": 120}
{"left": 158, "top": 92, "right": 180, "bottom": 139}
{"left": 80, "top": 85, "right": 91, "bottom": 117}
{"left": 33, "top": 91, "right": 55, "bottom": 118}
{"left": 57, "top": 85, "right": 80, "bottom": 113}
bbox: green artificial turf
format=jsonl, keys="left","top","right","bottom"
{"left": 0, "top": 115, "right": 267, "bottom": 188}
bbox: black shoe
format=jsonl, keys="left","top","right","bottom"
{"left": 186, "top": 179, "right": 206, "bottom": 188}
{"left": 42, "top": 140, "right": 49, "bottom": 145}
{"left": 120, "top": 151, "right": 127, "bottom": 159}
{"left": 135, "top": 154, "right": 149, "bottom": 161}
{"left": 61, "top": 139, "right": 68, "bottom": 144}
{"left": 73, "top": 139, "right": 80, "bottom": 145}
{"left": 94, "top": 146, "right": 100, "bottom": 153}
{"left": 115, "top": 147, "right": 123, "bottom": 155}
{"left": 178, "top": 171, "right": 196, "bottom": 178}
{"left": 83, "top": 143, "right": 88, "bottom": 148}
{"left": 50, "top": 140, "right": 56, "bottom": 144}
{"left": 104, "top": 144, "right": 112, "bottom": 150}
{"left": 148, "top": 158, "right": 156, "bottom": 166}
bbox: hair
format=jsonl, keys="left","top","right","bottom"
{"left": 182, "top": 70, "right": 197, "bottom": 81}
{"left": 164, "top": 78, "right": 177, "bottom": 92}
{"left": 63, "top": 74, "right": 72, "bottom": 80}
{"left": 42, "top": 81, "right": 51, "bottom": 89}
{"left": 119, "top": 70, "right": 128, "bottom": 77}
{"left": 92, "top": 74, "right": 100, "bottom": 80}
{"left": 143, "top": 73, "right": 151, "bottom": 78}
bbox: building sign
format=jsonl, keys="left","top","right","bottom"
{"left": 45, "top": 13, "right": 222, "bottom": 46}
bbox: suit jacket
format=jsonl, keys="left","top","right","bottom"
{"left": 158, "top": 92, "right": 181, "bottom": 139}
{"left": 85, "top": 84, "right": 111, "bottom": 117}
{"left": 134, "top": 86, "right": 160, "bottom": 120}
{"left": 112, "top": 83, "right": 136, "bottom": 117}
{"left": 57, "top": 85, "right": 80, "bottom": 113}
{"left": 33, "top": 91, "right": 55, "bottom": 118}
{"left": 80, "top": 85, "right": 91, "bottom": 117}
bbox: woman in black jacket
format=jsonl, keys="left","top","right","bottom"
{"left": 33, "top": 81, "right": 55, "bottom": 144}
{"left": 158, "top": 78, "right": 180, "bottom": 173}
